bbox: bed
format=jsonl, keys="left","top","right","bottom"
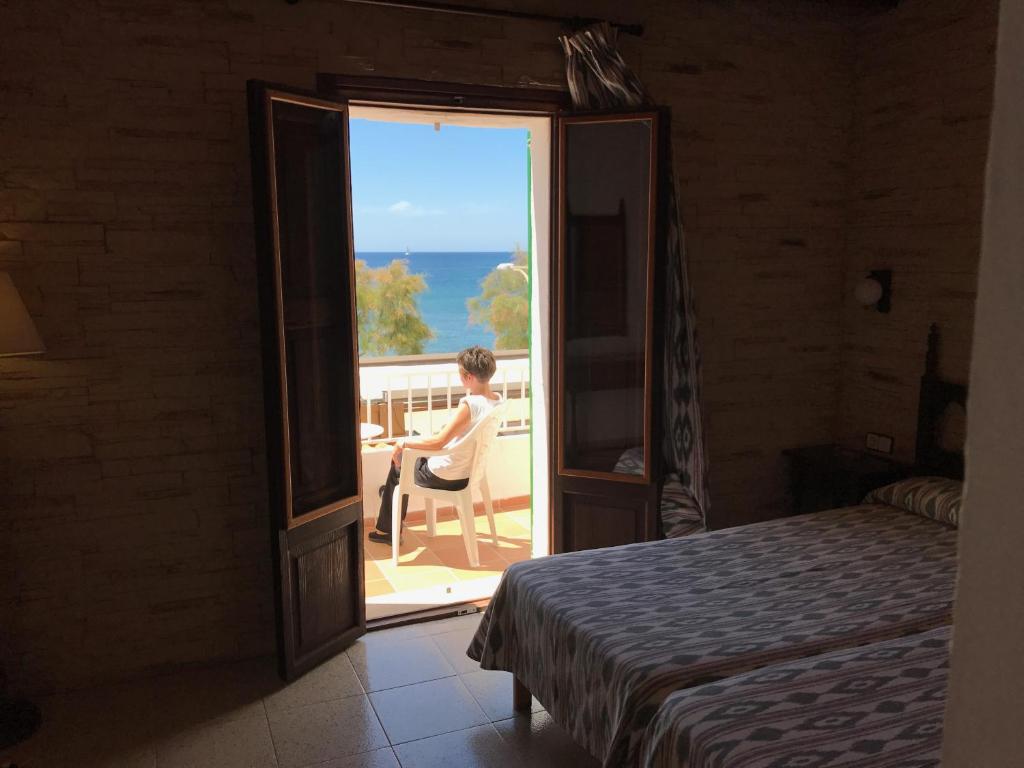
{"left": 467, "top": 489, "right": 958, "bottom": 766}
{"left": 639, "top": 625, "right": 951, "bottom": 768}
{"left": 468, "top": 326, "right": 964, "bottom": 767}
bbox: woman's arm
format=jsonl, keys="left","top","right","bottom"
{"left": 392, "top": 400, "right": 471, "bottom": 464}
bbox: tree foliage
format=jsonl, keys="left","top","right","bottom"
{"left": 355, "top": 259, "right": 433, "bottom": 356}
{"left": 468, "top": 245, "right": 530, "bottom": 350}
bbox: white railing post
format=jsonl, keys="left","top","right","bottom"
{"left": 359, "top": 352, "right": 530, "bottom": 441}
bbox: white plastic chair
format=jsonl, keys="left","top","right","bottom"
{"left": 391, "top": 402, "right": 506, "bottom": 567}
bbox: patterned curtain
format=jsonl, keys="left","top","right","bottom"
{"left": 560, "top": 23, "right": 711, "bottom": 529}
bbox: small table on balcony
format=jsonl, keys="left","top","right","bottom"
{"left": 360, "top": 422, "right": 385, "bottom": 441}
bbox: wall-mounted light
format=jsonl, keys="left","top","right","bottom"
{"left": 854, "top": 269, "right": 892, "bottom": 313}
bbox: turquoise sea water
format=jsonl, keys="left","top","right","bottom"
{"left": 357, "top": 251, "right": 516, "bottom": 354}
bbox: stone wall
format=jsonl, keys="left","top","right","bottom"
{"left": 0, "top": 0, "right": 978, "bottom": 693}
{"left": 838, "top": 0, "right": 998, "bottom": 460}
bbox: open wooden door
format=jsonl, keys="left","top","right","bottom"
{"left": 551, "top": 112, "right": 662, "bottom": 553}
{"left": 247, "top": 82, "right": 365, "bottom": 680}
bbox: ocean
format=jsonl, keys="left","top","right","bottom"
{"left": 356, "top": 251, "right": 516, "bottom": 354}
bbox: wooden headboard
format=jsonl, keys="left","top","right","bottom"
{"left": 914, "top": 324, "right": 967, "bottom": 479}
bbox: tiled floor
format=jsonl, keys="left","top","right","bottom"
{"left": 364, "top": 506, "right": 533, "bottom": 620}
{"left": 3, "top": 613, "right": 598, "bottom": 768}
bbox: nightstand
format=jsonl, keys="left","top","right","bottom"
{"left": 783, "top": 444, "right": 913, "bottom": 515}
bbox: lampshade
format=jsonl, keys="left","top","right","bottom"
{"left": 0, "top": 272, "right": 45, "bottom": 357}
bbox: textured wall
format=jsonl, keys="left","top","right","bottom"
{"left": 838, "top": 0, "right": 998, "bottom": 461}
{"left": 0, "top": 0, "right": 871, "bottom": 692}
{"left": 943, "top": 1, "right": 1024, "bottom": 760}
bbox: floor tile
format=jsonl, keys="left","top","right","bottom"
{"left": 392, "top": 724, "right": 521, "bottom": 768}
{"left": 364, "top": 622, "right": 431, "bottom": 642}
{"left": 460, "top": 670, "right": 544, "bottom": 721}
{"left": 347, "top": 633, "right": 455, "bottom": 692}
{"left": 297, "top": 746, "right": 400, "bottom": 768}
{"left": 5, "top": 720, "right": 158, "bottom": 768}
{"left": 431, "top": 627, "right": 482, "bottom": 674}
{"left": 493, "top": 711, "right": 599, "bottom": 768}
{"left": 368, "top": 676, "right": 488, "bottom": 744}
{"left": 8, "top": 681, "right": 160, "bottom": 767}
{"left": 156, "top": 658, "right": 276, "bottom": 729}
{"left": 264, "top": 651, "right": 364, "bottom": 713}
{"left": 267, "top": 695, "right": 388, "bottom": 768}
{"left": 419, "top": 612, "right": 484, "bottom": 636}
{"left": 156, "top": 713, "right": 277, "bottom": 768}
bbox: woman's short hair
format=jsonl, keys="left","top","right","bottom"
{"left": 457, "top": 346, "right": 497, "bottom": 382}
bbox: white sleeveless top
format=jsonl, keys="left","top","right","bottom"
{"left": 427, "top": 393, "right": 503, "bottom": 480}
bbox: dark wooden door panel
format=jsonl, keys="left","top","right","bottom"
{"left": 281, "top": 508, "right": 364, "bottom": 670}
{"left": 248, "top": 80, "right": 365, "bottom": 680}
{"left": 556, "top": 478, "right": 657, "bottom": 553}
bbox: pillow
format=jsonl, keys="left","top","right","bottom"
{"left": 660, "top": 473, "right": 705, "bottom": 539}
{"left": 613, "top": 446, "right": 644, "bottom": 476}
{"left": 863, "top": 476, "right": 963, "bottom": 527}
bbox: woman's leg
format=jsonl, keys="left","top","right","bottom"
{"left": 375, "top": 462, "right": 405, "bottom": 534}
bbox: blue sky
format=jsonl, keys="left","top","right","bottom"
{"left": 349, "top": 119, "right": 529, "bottom": 252}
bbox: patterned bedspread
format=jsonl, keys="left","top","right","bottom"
{"left": 640, "top": 626, "right": 950, "bottom": 768}
{"left": 466, "top": 505, "right": 956, "bottom": 767}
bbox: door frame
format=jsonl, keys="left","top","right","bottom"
{"left": 316, "top": 74, "right": 566, "bottom": 559}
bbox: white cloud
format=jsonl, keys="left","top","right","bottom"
{"left": 386, "top": 200, "right": 445, "bottom": 217}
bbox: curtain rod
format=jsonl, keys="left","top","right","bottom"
{"left": 286, "top": 0, "right": 644, "bottom": 37}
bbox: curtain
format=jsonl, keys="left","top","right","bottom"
{"left": 560, "top": 22, "right": 711, "bottom": 528}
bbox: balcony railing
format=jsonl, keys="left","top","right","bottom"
{"left": 358, "top": 350, "right": 530, "bottom": 441}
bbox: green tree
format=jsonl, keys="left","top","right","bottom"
{"left": 356, "top": 258, "right": 433, "bottom": 356}
{"left": 468, "top": 245, "right": 529, "bottom": 350}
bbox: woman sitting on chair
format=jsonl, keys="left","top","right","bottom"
{"left": 369, "top": 346, "right": 503, "bottom": 545}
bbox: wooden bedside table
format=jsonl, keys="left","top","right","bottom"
{"left": 783, "top": 444, "right": 913, "bottom": 515}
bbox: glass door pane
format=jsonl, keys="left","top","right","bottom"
{"left": 271, "top": 98, "right": 360, "bottom": 520}
{"left": 558, "top": 115, "right": 656, "bottom": 481}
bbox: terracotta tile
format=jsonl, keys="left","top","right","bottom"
{"left": 493, "top": 517, "right": 531, "bottom": 537}
{"left": 381, "top": 565, "right": 458, "bottom": 593}
{"left": 437, "top": 549, "right": 509, "bottom": 580}
{"left": 366, "top": 578, "right": 394, "bottom": 597}
{"left": 364, "top": 559, "right": 385, "bottom": 582}
{"left": 386, "top": 542, "right": 446, "bottom": 568}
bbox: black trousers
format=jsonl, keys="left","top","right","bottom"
{"left": 375, "top": 456, "right": 469, "bottom": 533}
